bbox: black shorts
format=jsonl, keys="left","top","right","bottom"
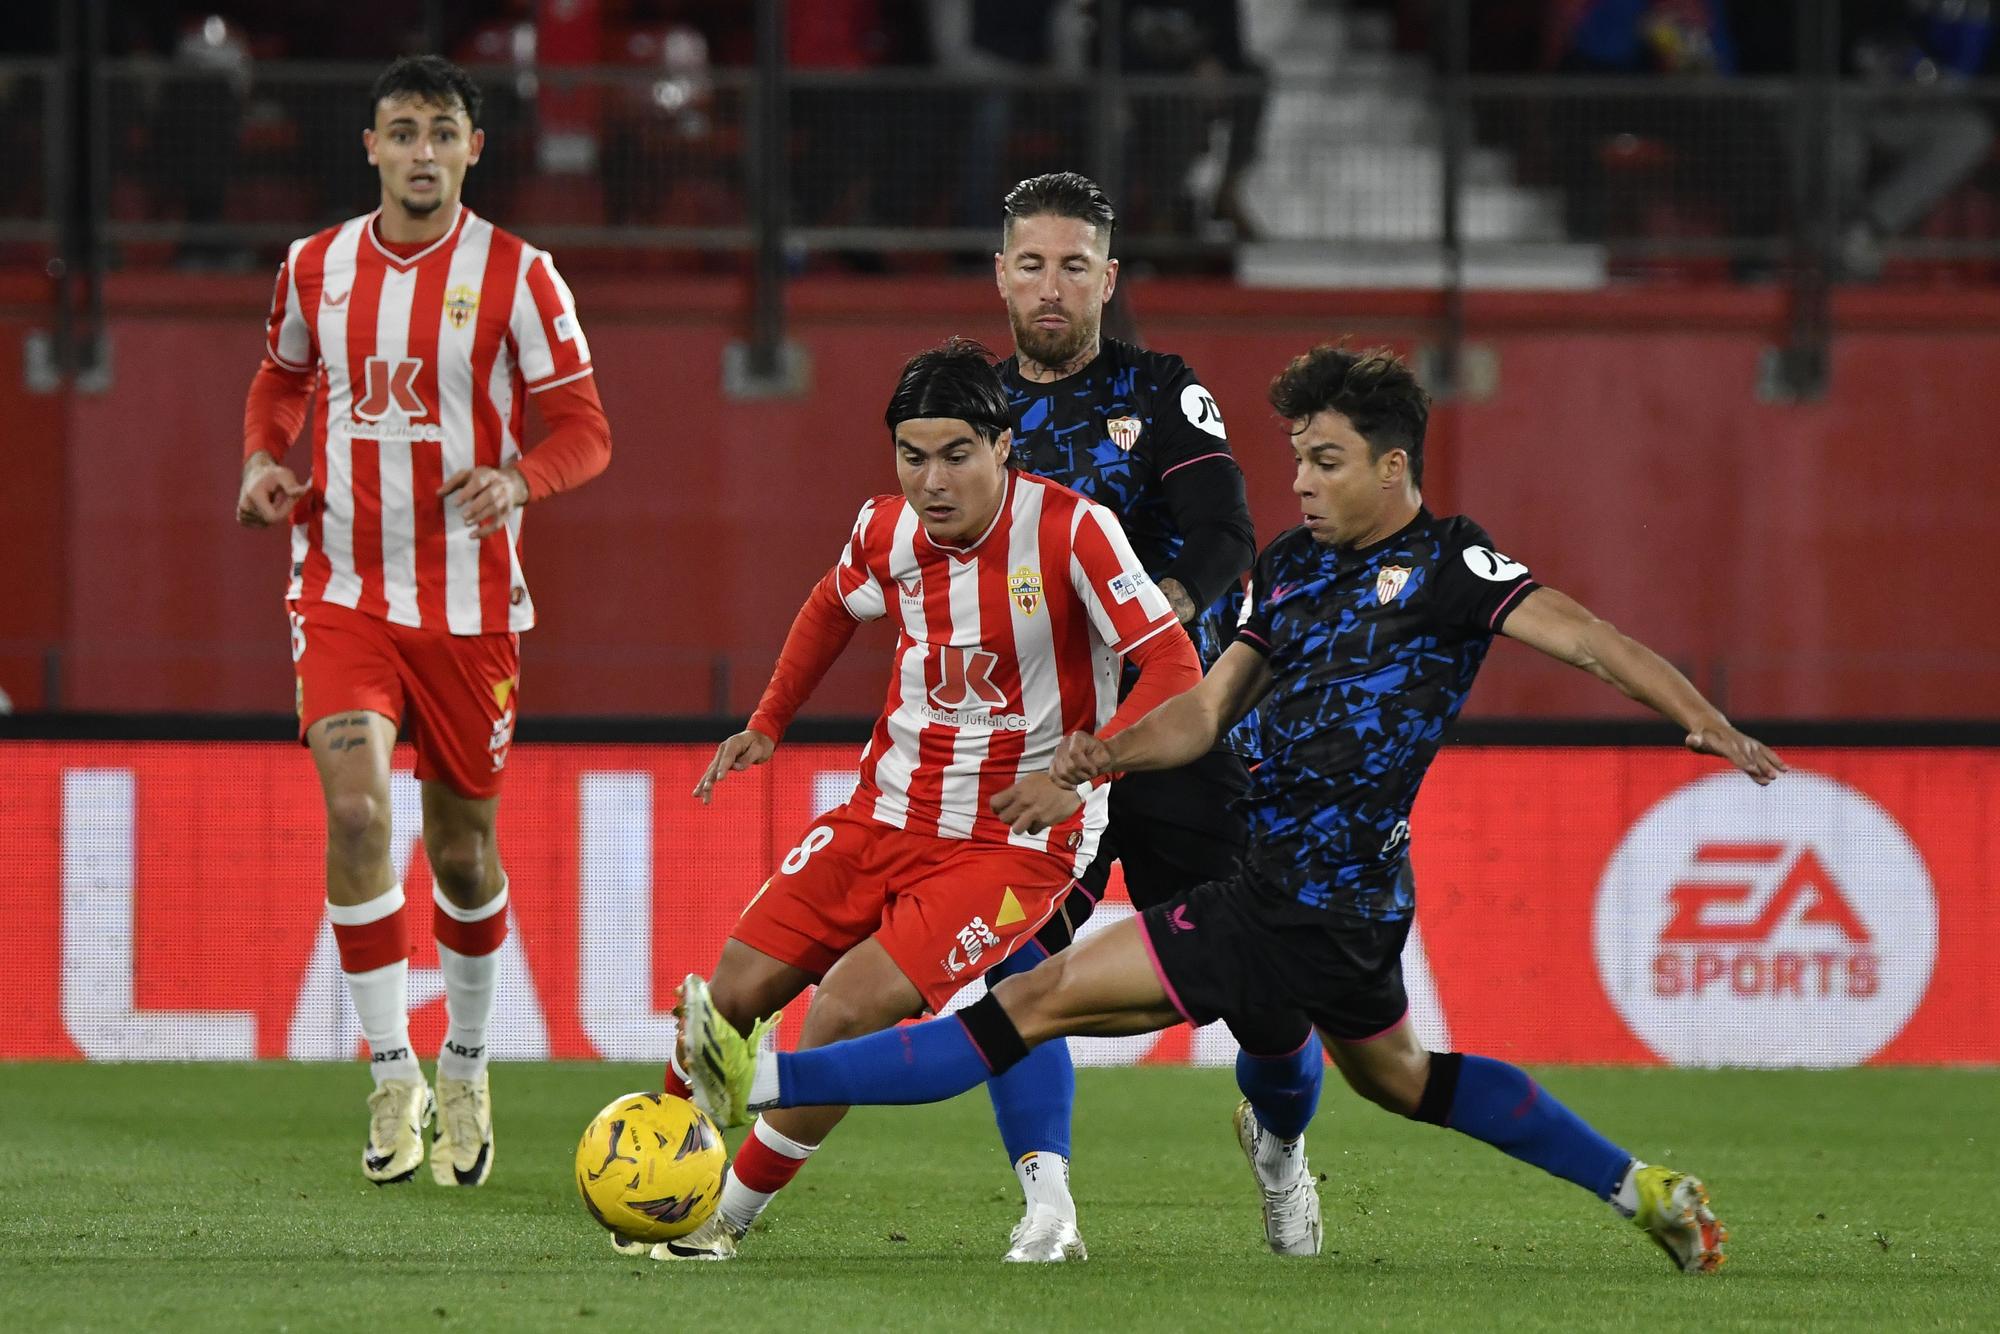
{"left": 1139, "top": 874, "right": 1414, "bottom": 1042}
{"left": 1036, "top": 748, "right": 1248, "bottom": 954}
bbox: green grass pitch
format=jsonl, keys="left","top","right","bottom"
{"left": 1, "top": 1063, "right": 1993, "bottom": 1332}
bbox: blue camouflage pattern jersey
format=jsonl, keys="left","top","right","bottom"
{"left": 1002, "top": 337, "right": 1259, "bottom": 754}
{"left": 1234, "top": 509, "right": 1539, "bottom": 921}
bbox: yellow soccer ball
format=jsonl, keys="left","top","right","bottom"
{"left": 575, "top": 1092, "right": 726, "bottom": 1243}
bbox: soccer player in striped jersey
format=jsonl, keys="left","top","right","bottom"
{"left": 683, "top": 345, "right": 1784, "bottom": 1275}
{"left": 653, "top": 339, "right": 1201, "bottom": 1262}
{"left": 235, "top": 56, "right": 611, "bottom": 1188}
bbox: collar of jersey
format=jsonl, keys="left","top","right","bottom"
{"left": 1336, "top": 505, "right": 1431, "bottom": 564}
{"left": 920, "top": 471, "right": 1015, "bottom": 558}
{"left": 1005, "top": 342, "right": 1108, "bottom": 391}
{"left": 367, "top": 204, "right": 468, "bottom": 270}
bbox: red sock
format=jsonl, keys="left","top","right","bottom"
{"left": 662, "top": 1053, "right": 692, "bottom": 1099}
{"left": 328, "top": 889, "right": 408, "bottom": 972}
{"left": 730, "top": 1119, "right": 814, "bottom": 1194}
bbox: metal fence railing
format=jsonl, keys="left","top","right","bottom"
{"left": 0, "top": 61, "right": 59, "bottom": 251}
{"left": 0, "top": 61, "right": 1984, "bottom": 277}
{"left": 15, "top": 0, "right": 2000, "bottom": 402}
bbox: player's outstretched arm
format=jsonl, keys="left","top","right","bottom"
{"left": 1500, "top": 585, "right": 1787, "bottom": 784}
{"left": 1051, "top": 641, "right": 1271, "bottom": 786}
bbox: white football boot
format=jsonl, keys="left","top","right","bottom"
{"left": 649, "top": 1214, "right": 744, "bottom": 1261}
{"left": 1004, "top": 1206, "right": 1088, "bottom": 1263}
{"left": 1234, "top": 1098, "right": 1322, "bottom": 1256}
{"left": 362, "top": 1077, "right": 434, "bottom": 1184}
{"left": 431, "top": 1071, "right": 495, "bottom": 1186}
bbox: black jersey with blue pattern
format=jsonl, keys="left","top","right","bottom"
{"left": 1003, "top": 338, "right": 1258, "bottom": 753}
{"left": 1234, "top": 510, "right": 1538, "bottom": 921}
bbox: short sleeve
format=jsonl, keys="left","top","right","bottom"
{"left": 264, "top": 243, "right": 314, "bottom": 371}
{"left": 1432, "top": 522, "right": 1539, "bottom": 633}
{"left": 513, "top": 250, "right": 594, "bottom": 393}
{"left": 1069, "top": 502, "right": 1178, "bottom": 654}
{"left": 1147, "top": 357, "right": 1240, "bottom": 482}
{"left": 831, "top": 498, "right": 889, "bottom": 622}
{"left": 1232, "top": 539, "right": 1282, "bottom": 656}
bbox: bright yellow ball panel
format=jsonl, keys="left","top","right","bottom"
{"left": 574, "top": 1092, "right": 726, "bottom": 1243}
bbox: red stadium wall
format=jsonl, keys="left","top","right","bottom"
{"left": 4, "top": 740, "right": 1993, "bottom": 1066}
{"left": 4, "top": 276, "right": 1998, "bottom": 718}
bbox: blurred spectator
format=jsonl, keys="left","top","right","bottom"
{"left": 1114, "top": 0, "right": 1268, "bottom": 241}
{"left": 788, "top": 0, "right": 931, "bottom": 267}
{"left": 1546, "top": 1, "right": 1784, "bottom": 268}
{"left": 603, "top": 21, "right": 731, "bottom": 231}
{"left": 161, "top": 15, "right": 253, "bottom": 268}
{"left": 1837, "top": 0, "right": 1996, "bottom": 278}
{"left": 932, "top": 0, "right": 1070, "bottom": 232}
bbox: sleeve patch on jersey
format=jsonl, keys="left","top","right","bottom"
{"left": 1108, "top": 570, "right": 1153, "bottom": 604}
{"left": 1179, "top": 383, "right": 1227, "bottom": 440}
{"left": 552, "top": 311, "right": 579, "bottom": 343}
{"left": 1462, "top": 545, "right": 1529, "bottom": 582}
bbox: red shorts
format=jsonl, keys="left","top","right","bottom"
{"left": 290, "top": 600, "right": 519, "bottom": 799}
{"left": 732, "top": 804, "right": 1076, "bottom": 1012}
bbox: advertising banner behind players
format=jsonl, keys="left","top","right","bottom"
{"left": 2, "top": 741, "right": 1992, "bottom": 1065}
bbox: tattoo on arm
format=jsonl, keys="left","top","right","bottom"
{"left": 1159, "top": 577, "right": 1198, "bottom": 625}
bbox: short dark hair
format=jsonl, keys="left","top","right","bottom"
{"left": 1268, "top": 344, "right": 1430, "bottom": 486}
{"left": 370, "top": 55, "right": 482, "bottom": 128}
{"left": 1001, "top": 172, "right": 1116, "bottom": 252}
{"left": 885, "top": 337, "right": 1012, "bottom": 446}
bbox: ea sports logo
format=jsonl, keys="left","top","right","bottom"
{"left": 1593, "top": 772, "right": 1936, "bottom": 1068}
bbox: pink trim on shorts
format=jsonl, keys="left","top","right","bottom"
{"left": 1342, "top": 1007, "right": 1412, "bottom": 1044}
{"left": 1137, "top": 916, "right": 1197, "bottom": 1025}
{"left": 1237, "top": 628, "right": 1271, "bottom": 651}
{"left": 1160, "top": 451, "right": 1234, "bottom": 479}
{"left": 1488, "top": 580, "right": 1535, "bottom": 630}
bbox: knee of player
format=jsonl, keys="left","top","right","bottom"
{"left": 323, "top": 790, "right": 388, "bottom": 847}
{"left": 797, "top": 985, "right": 891, "bottom": 1047}
{"left": 425, "top": 838, "right": 487, "bottom": 896}
{"left": 1335, "top": 1051, "right": 1429, "bottom": 1119}
{"left": 989, "top": 957, "right": 1067, "bottom": 1042}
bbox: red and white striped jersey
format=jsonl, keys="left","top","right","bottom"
{"left": 833, "top": 470, "right": 1179, "bottom": 870}
{"left": 262, "top": 206, "right": 591, "bottom": 634}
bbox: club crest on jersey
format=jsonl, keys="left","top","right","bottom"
{"left": 444, "top": 284, "right": 480, "bottom": 330}
{"left": 1009, "top": 565, "right": 1043, "bottom": 617}
{"left": 1105, "top": 415, "right": 1143, "bottom": 452}
{"left": 1374, "top": 565, "right": 1412, "bottom": 605}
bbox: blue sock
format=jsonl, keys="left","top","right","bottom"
{"left": 1235, "top": 1031, "right": 1323, "bottom": 1139}
{"left": 777, "top": 1013, "right": 996, "bottom": 1109}
{"left": 981, "top": 945, "right": 1074, "bottom": 1162}
{"left": 1444, "top": 1054, "right": 1631, "bottom": 1199}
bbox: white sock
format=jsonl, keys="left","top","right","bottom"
{"left": 343, "top": 959, "right": 419, "bottom": 1086}
{"left": 718, "top": 1118, "right": 817, "bottom": 1236}
{"left": 1610, "top": 1160, "right": 1643, "bottom": 1218}
{"left": 747, "top": 1048, "right": 782, "bottom": 1110}
{"left": 1253, "top": 1127, "right": 1309, "bottom": 1189}
{"left": 435, "top": 883, "right": 507, "bottom": 1082}
{"left": 666, "top": 1049, "right": 693, "bottom": 1093}
{"left": 329, "top": 888, "right": 419, "bottom": 1087}
{"left": 1016, "top": 1152, "right": 1076, "bottom": 1223}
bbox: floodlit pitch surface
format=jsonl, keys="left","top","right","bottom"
{"left": 1, "top": 1064, "right": 1992, "bottom": 1332}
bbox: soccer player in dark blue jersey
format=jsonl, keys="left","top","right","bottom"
{"left": 683, "top": 344, "right": 1784, "bottom": 1274}
{"left": 975, "top": 172, "right": 1310, "bottom": 1261}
